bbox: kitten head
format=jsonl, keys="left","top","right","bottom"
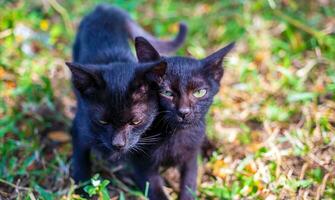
{"left": 66, "top": 60, "right": 166, "bottom": 157}
{"left": 135, "top": 36, "right": 234, "bottom": 127}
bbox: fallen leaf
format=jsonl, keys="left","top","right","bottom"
{"left": 0, "top": 67, "right": 5, "bottom": 79}
{"left": 48, "top": 131, "right": 71, "bottom": 142}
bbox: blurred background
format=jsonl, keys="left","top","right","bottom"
{"left": 0, "top": 0, "right": 335, "bottom": 199}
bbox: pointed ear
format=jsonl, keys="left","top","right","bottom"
{"left": 146, "top": 61, "right": 167, "bottom": 83}
{"left": 65, "top": 62, "right": 104, "bottom": 95}
{"left": 202, "top": 42, "right": 235, "bottom": 82}
{"left": 137, "top": 61, "right": 167, "bottom": 85}
{"left": 135, "top": 37, "right": 160, "bottom": 63}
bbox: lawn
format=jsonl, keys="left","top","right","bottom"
{"left": 0, "top": 0, "right": 335, "bottom": 199}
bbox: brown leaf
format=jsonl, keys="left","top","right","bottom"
{"left": 48, "top": 131, "right": 71, "bottom": 142}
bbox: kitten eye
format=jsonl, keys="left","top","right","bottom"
{"left": 193, "top": 89, "right": 207, "bottom": 98}
{"left": 160, "top": 89, "right": 173, "bottom": 98}
{"left": 98, "top": 120, "right": 108, "bottom": 125}
{"left": 130, "top": 118, "right": 143, "bottom": 125}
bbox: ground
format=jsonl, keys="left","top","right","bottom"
{"left": 0, "top": 0, "right": 335, "bottom": 199}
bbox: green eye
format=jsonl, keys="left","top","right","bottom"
{"left": 160, "top": 90, "right": 173, "bottom": 97}
{"left": 98, "top": 120, "right": 108, "bottom": 125}
{"left": 193, "top": 89, "right": 207, "bottom": 98}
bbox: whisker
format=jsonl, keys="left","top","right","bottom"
{"left": 140, "top": 136, "right": 161, "bottom": 139}
{"left": 140, "top": 133, "right": 163, "bottom": 141}
{"left": 141, "top": 133, "right": 162, "bottom": 139}
{"left": 157, "top": 110, "right": 172, "bottom": 115}
{"left": 132, "top": 145, "right": 150, "bottom": 158}
{"left": 137, "top": 141, "right": 158, "bottom": 145}
{"left": 139, "top": 138, "right": 160, "bottom": 143}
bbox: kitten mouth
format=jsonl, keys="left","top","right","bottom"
{"left": 107, "top": 148, "right": 127, "bottom": 161}
{"left": 108, "top": 152, "right": 122, "bottom": 161}
{"left": 112, "top": 147, "right": 128, "bottom": 153}
{"left": 176, "top": 116, "right": 193, "bottom": 124}
{"left": 176, "top": 116, "right": 184, "bottom": 122}
{"left": 102, "top": 142, "right": 128, "bottom": 158}
{"left": 176, "top": 115, "right": 193, "bottom": 123}
{"left": 179, "top": 122, "right": 193, "bottom": 128}
{"left": 174, "top": 119, "right": 193, "bottom": 127}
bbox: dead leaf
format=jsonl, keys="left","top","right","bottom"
{"left": 48, "top": 131, "right": 71, "bottom": 142}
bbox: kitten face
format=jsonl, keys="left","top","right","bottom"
{"left": 134, "top": 37, "right": 234, "bottom": 128}
{"left": 66, "top": 61, "right": 165, "bottom": 157}
{"left": 158, "top": 58, "right": 220, "bottom": 126}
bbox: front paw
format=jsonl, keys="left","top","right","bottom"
{"left": 179, "top": 196, "right": 195, "bottom": 200}
{"left": 71, "top": 164, "right": 91, "bottom": 184}
{"left": 149, "top": 189, "right": 169, "bottom": 200}
{"left": 179, "top": 191, "right": 196, "bottom": 200}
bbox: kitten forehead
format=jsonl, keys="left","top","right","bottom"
{"left": 95, "top": 63, "right": 143, "bottom": 117}
{"left": 165, "top": 57, "right": 201, "bottom": 75}
{"left": 101, "top": 63, "right": 136, "bottom": 94}
{"left": 187, "top": 77, "right": 208, "bottom": 89}
{"left": 162, "top": 57, "right": 209, "bottom": 91}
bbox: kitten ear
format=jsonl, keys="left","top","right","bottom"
{"left": 135, "top": 36, "right": 160, "bottom": 62}
{"left": 137, "top": 61, "right": 167, "bottom": 84}
{"left": 65, "top": 62, "right": 104, "bottom": 94}
{"left": 201, "top": 42, "right": 235, "bottom": 82}
{"left": 146, "top": 61, "right": 167, "bottom": 83}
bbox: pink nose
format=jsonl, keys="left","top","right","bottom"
{"left": 178, "top": 107, "right": 191, "bottom": 119}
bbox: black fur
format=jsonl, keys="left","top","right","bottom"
{"left": 67, "top": 5, "right": 186, "bottom": 183}
{"left": 130, "top": 38, "right": 235, "bottom": 200}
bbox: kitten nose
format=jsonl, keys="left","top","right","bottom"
{"left": 112, "top": 135, "right": 126, "bottom": 150}
{"left": 178, "top": 107, "right": 191, "bottom": 118}
{"left": 112, "top": 140, "right": 125, "bottom": 150}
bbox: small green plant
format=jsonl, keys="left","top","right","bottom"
{"left": 83, "top": 174, "right": 110, "bottom": 200}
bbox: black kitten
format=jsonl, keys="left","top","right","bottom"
{"left": 67, "top": 5, "right": 187, "bottom": 183}
{"left": 130, "top": 37, "right": 235, "bottom": 200}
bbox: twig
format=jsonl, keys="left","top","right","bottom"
{"left": 0, "top": 190, "right": 9, "bottom": 197}
{"left": 299, "top": 163, "right": 308, "bottom": 180}
{"left": 67, "top": 180, "right": 79, "bottom": 200}
{"left": 307, "top": 153, "right": 332, "bottom": 172}
{"left": 272, "top": 9, "right": 326, "bottom": 40}
{"left": 0, "top": 29, "right": 12, "bottom": 39}
{"left": 315, "top": 173, "right": 330, "bottom": 200}
{"left": 46, "top": 0, "right": 74, "bottom": 35}
{"left": 29, "top": 192, "right": 37, "bottom": 200}
{"left": 0, "top": 178, "right": 31, "bottom": 191}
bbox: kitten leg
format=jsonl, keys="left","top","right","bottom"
{"left": 148, "top": 173, "right": 169, "bottom": 200}
{"left": 133, "top": 164, "right": 169, "bottom": 200}
{"left": 71, "top": 125, "right": 91, "bottom": 183}
{"left": 71, "top": 138, "right": 91, "bottom": 197}
{"left": 72, "top": 142, "right": 91, "bottom": 183}
{"left": 179, "top": 154, "right": 198, "bottom": 200}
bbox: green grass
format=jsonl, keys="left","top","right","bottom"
{"left": 1, "top": 0, "right": 335, "bottom": 199}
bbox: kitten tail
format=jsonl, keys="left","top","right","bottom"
{"left": 126, "top": 20, "right": 188, "bottom": 55}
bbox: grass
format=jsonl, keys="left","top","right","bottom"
{"left": 0, "top": 0, "right": 335, "bottom": 199}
